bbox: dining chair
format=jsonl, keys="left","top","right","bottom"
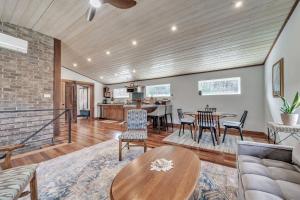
{"left": 165, "top": 105, "right": 173, "bottom": 132}
{"left": 177, "top": 109, "right": 195, "bottom": 139}
{"left": 197, "top": 111, "right": 217, "bottom": 146}
{"left": 119, "top": 109, "right": 148, "bottom": 161}
{"left": 222, "top": 110, "right": 248, "bottom": 143}
{"left": 148, "top": 105, "right": 167, "bottom": 133}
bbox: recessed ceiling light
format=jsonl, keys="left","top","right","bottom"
{"left": 73, "top": 63, "right": 78, "bottom": 67}
{"left": 106, "top": 51, "right": 111, "bottom": 55}
{"left": 89, "top": 0, "right": 102, "bottom": 8}
{"left": 132, "top": 69, "right": 136, "bottom": 73}
{"left": 235, "top": 1, "right": 243, "bottom": 8}
{"left": 87, "top": 57, "right": 92, "bottom": 62}
{"left": 171, "top": 25, "right": 177, "bottom": 32}
{"left": 132, "top": 40, "right": 137, "bottom": 46}
{"left": 100, "top": 76, "right": 103, "bottom": 79}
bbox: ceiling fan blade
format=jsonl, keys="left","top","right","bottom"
{"left": 104, "top": 0, "right": 137, "bottom": 9}
{"left": 86, "top": 6, "right": 97, "bottom": 21}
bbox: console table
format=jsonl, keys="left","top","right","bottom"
{"left": 267, "top": 122, "right": 300, "bottom": 144}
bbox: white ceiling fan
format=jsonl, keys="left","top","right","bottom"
{"left": 86, "top": 0, "right": 137, "bottom": 21}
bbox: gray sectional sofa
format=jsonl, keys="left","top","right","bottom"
{"left": 237, "top": 141, "right": 300, "bottom": 200}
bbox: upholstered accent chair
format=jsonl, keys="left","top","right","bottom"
{"left": 119, "top": 109, "right": 148, "bottom": 161}
{"left": 0, "top": 144, "right": 38, "bottom": 200}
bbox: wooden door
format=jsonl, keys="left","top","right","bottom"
{"left": 65, "top": 81, "right": 77, "bottom": 122}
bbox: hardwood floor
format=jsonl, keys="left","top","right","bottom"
{"left": 11, "top": 119, "right": 268, "bottom": 168}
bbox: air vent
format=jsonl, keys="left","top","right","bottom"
{"left": 0, "top": 33, "right": 28, "bottom": 53}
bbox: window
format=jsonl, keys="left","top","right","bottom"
{"left": 146, "top": 84, "right": 171, "bottom": 97}
{"left": 198, "top": 77, "right": 241, "bottom": 96}
{"left": 113, "top": 88, "right": 129, "bottom": 98}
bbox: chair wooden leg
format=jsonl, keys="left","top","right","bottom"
{"left": 152, "top": 117, "right": 155, "bottom": 129}
{"left": 157, "top": 116, "right": 161, "bottom": 134}
{"left": 218, "top": 120, "right": 221, "bottom": 137}
{"left": 119, "top": 140, "right": 122, "bottom": 161}
{"left": 239, "top": 127, "right": 244, "bottom": 140}
{"left": 182, "top": 124, "right": 185, "bottom": 134}
{"left": 189, "top": 124, "right": 193, "bottom": 139}
{"left": 210, "top": 128, "right": 215, "bottom": 146}
{"left": 170, "top": 114, "right": 174, "bottom": 131}
{"left": 197, "top": 127, "right": 203, "bottom": 143}
{"left": 30, "top": 172, "right": 38, "bottom": 200}
{"left": 179, "top": 124, "right": 182, "bottom": 136}
{"left": 2, "top": 151, "right": 13, "bottom": 170}
{"left": 144, "top": 140, "right": 147, "bottom": 153}
{"left": 222, "top": 127, "right": 228, "bottom": 143}
{"left": 213, "top": 127, "right": 217, "bottom": 138}
{"left": 165, "top": 115, "right": 168, "bottom": 131}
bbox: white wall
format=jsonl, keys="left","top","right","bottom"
{"left": 264, "top": 3, "right": 300, "bottom": 146}
{"left": 108, "top": 66, "right": 265, "bottom": 132}
{"left": 61, "top": 67, "right": 104, "bottom": 118}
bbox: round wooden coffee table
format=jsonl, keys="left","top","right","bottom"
{"left": 110, "top": 146, "right": 200, "bottom": 200}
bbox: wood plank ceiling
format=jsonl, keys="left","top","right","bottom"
{"left": 0, "top": 0, "right": 296, "bottom": 84}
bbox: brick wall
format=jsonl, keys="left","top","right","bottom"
{"left": 0, "top": 22, "right": 55, "bottom": 153}
{"left": 0, "top": 23, "right": 54, "bottom": 110}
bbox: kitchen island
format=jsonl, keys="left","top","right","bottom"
{"left": 98, "top": 104, "right": 158, "bottom": 121}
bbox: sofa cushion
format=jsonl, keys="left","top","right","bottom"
{"left": 245, "top": 190, "right": 283, "bottom": 200}
{"left": 239, "top": 162, "right": 271, "bottom": 177}
{"left": 119, "top": 130, "right": 147, "bottom": 140}
{"left": 0, "top": 164, "right": 37, "bottom": 200}
{"left": 238, "top": 153, "right": 300, "bottom": 200}
{"left": 292, "top": 142, "right": 300, "bottom": 167}
{"left": 269, "top": 167, "right": 300, "bottom": 184}
{"left": 238, "top": 155, "right": 297, "bottom": 171}
{"left": 276, "top": 180, "right": 300, "bottom": 200}
{"left": 262, "top": 159, "right": 296, "bottom": 171}
{"left": 241, "top": 174, "right": 283, "bottom": 198}
{"left": 238, "top": 155, "right": 262, "bottom": 164}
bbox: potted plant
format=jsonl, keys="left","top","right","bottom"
{"left": 280, "top": 92, "right": 300, "bottom": 126}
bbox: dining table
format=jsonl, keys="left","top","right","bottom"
{"left": 184, "top": 111, "right": 237, "bottom": 145}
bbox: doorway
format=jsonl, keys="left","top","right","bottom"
{"left": 61, "top": 79, "right": 94, "bottom": 122}
{"left": 77, "top": 85, "right": 90, "bottom": 118}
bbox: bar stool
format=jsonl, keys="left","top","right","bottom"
{"left": 148, "top": 105, "right": 167, "bottom": 133}
{"left": 165, "top": 105, "right": 173, "bottom": 132}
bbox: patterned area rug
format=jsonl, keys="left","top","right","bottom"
{"left": 163, "top": 130, "right": 253, "bottom": 154}
{"left": 21, "top": 140, "right": 237, "bottom": 200}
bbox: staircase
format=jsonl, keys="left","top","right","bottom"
{"left": 0, "top": 109, "right": 72, "bottom": 155}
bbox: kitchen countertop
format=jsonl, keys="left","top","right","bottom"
{"left": 98, "top": 104, "right": 159, "bottom": 108}
{"left": 123, "top": 104, "right": 158, "bottom": 108}
{"left": 98, "top": 103, "right": 124, "bottom": 106}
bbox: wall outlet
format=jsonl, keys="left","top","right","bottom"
{"left": 43, "top": 93, "right": 51, "bottom": 98}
